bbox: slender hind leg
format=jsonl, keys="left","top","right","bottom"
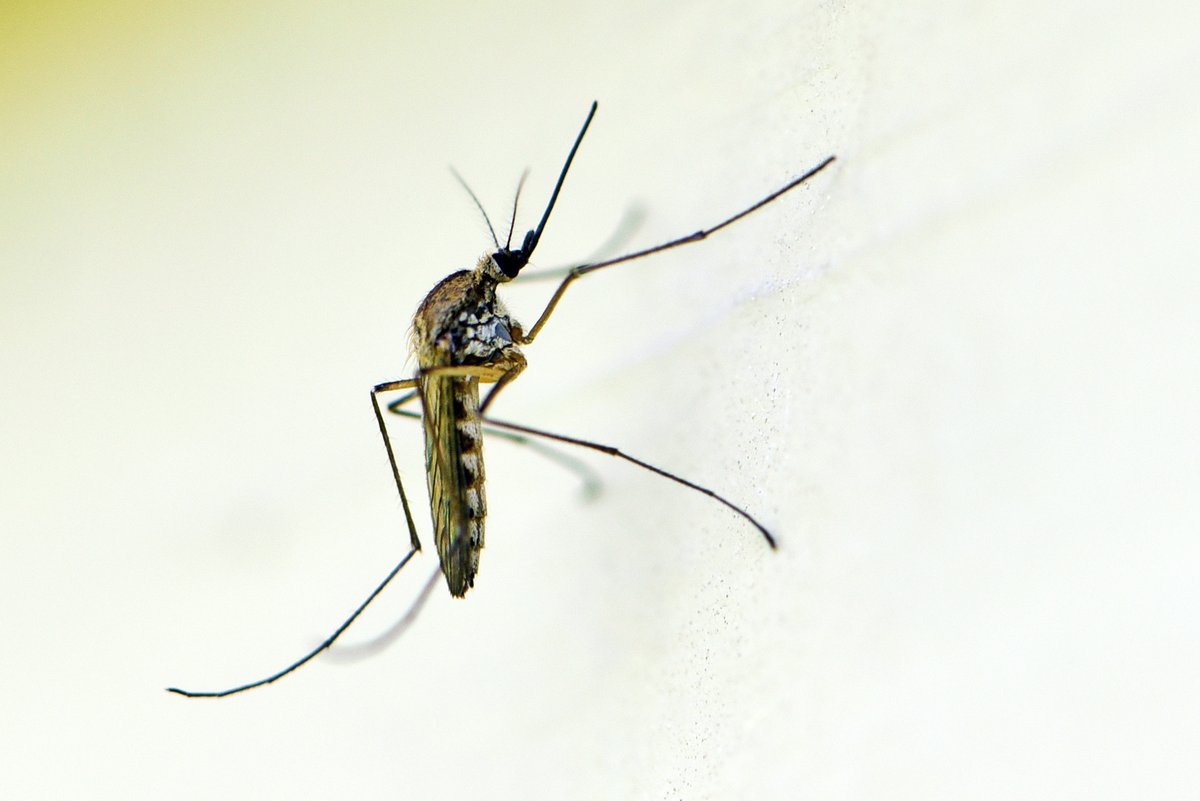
{"left": 479, "top": 414, "right": 776, "bottom": 549}
{"left": 387, "top": 398, "right": 603, "bottom": 499}
{"left": 164, "top": 381, "right": 430, "bottom": 698}
{"left": 164, "top": 546, "right": 423, "bottom": 698}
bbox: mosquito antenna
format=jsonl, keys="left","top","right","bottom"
{"left": 504, "top": 169, "right": 530, "bottom": 250}
{"left": 490, "top": 102, "right": 599, "bottom": 280}
{"left": 450, "top": 166, "right": 500, "bottom": 249}
{"left": 525, "top": 100, "right": 598, "bottom": 258}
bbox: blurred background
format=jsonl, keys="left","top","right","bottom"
{"left": 2, "top": 1, "right": 1196, "bottom": 798}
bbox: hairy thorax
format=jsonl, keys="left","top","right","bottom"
{"left": 411, "top": 259, "right": 526, "bottom": 372}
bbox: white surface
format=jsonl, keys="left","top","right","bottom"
{"left": 2, "top": 1, "right": 1197, "bottom": 798}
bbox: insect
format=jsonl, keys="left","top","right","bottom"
{"left": 168, "top": 101, "right": 835, "bottom": 697}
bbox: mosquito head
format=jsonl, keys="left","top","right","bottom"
{"left": 487, "top": 229, "right": 537, "bottom": 281}
{"left": 481, "top": 102, "right": 599, "bottom": 285}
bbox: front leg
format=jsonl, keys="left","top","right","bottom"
{"left": 372, "top": 379, "right": 421, "bottom": 552}
{"left": 480, "top": 358, "right": 526, "bottom": 415}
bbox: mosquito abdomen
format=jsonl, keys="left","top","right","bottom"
{"left": 423, "top": 374, "right": 486, "bottom": 597}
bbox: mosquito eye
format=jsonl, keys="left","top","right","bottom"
{"left": 489, "top": 253, "right": 513, "bottom": 278}
{"left": 492, "top": 250, "right": 524, "bottom": 279}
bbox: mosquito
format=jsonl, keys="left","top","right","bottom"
{"left": 168, "top": 101, "right": 836, "bottom": 698}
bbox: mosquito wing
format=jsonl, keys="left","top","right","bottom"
{"left": 420, "top": 372, "right": 485, "bottom": 597}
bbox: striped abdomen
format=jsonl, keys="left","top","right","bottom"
{"left": 421, "top": 373, "right": 486, "bottom": 597}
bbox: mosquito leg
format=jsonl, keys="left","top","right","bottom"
{"left": 322, "top": 558, "right": 448, "bottom": 663}
{"left": 481, "top": 414, "right": 776, "bottom": 549}
{"left": 413, "top": 364, "right": 508, "bottom": 382}
{"left": 386, "top": 389, "right": 419, "bottom": 415}
{"left": 479, "top": 362, "right": 524, "bottom": 415}
{"left": 166, "top": 380, "right": 430, "bottom": 698}
{"left": 517, "top": 203, "right": 647, "bottom": 283}
{"left": 387, "top": 404, "right": 603, "bottom": 500}
{"left": 372, "top": 379, "right": 422, "bottom": 552}
{"left": 400, "top": 364, "right": 549, "bottom": 482}
{"left": 519, "top": 155, "right": 836, "bottom": 345}
{"left": 397, "top": 362, "right": 523, "bottom": 415}
{"left": 165, "top": 546, "right": 421, "bottom": 698}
